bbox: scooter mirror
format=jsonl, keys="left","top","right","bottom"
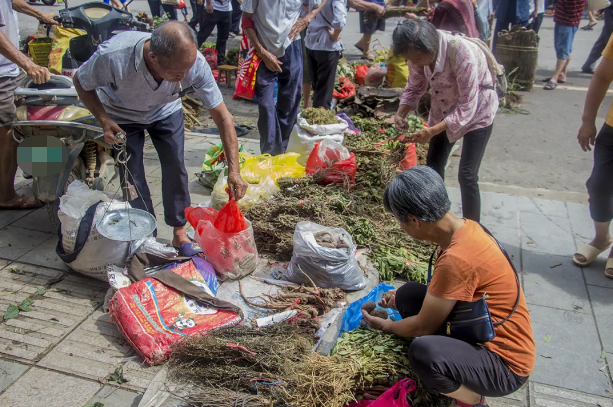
{"left": 64, "top": 0, "right": 68, "bottom": 9}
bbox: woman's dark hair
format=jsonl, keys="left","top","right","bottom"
{"left": 383, "top": 166, "right": 451, "bottom": 223}
{"left": 392, "top": 19, "right": 439, "bottom": 61}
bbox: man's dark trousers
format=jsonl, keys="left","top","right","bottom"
{"left": 231, "top": 0, "right": 242, "bottom": 34}
{"left": 118, "top": 110, "right": 190, "bottom": 229}
{"left": 197, "top": 8, "right": 232, "bottom": 65}
{"left": 583, "top": 6, "right": 613, "bottom": 72}
{"left": 255, "top": 40, "right": 303, "bottom": 155}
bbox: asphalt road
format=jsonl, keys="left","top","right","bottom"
{"left": 16, "top": 2, "right": 608, "bottom": 198}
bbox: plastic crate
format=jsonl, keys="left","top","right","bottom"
{"left": 28, "top": 39, "right": 53, "bottom": 67}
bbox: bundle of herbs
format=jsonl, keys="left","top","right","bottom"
{"left": 332, "top": 328, "right": 449, "bottom": 407}
{"left": 301, "top": 107, "right": 338, "bottom": 125}
{"left": 245, "top": 116, "right": 434, "bottom": 283}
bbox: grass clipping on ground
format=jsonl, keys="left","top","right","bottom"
{"left": 245, "top": 117, "right": 434, "bottom": 284}
{"left": 170, "top": 325, "right": 448, "bottom": 407}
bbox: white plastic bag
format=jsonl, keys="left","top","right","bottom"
{"left": 286, "top": 125, "right": 345, "bottom": 166}
{"left": 57, "top": 180, "right": 131, "bottom": 280}
{"left": 284, "top": 221, "right": 366, "bottom": 291}
{"left": 130, "top": 236, "right": 178, "bottom": 258}
{"left": 210, "top": 172, "right": 278, "bottom": 210}
{"left": 298, "top": 113, "right": 349, "bottom": 135}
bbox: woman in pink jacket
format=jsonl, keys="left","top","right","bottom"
{"left": 393, "top": 19, "right": 497, "bottom": 222}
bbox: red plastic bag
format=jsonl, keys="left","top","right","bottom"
{"left": 108, "top": 261, "right": 241, "bottom": 365}
{"left": 175, "top": 0, "right": 186, "bottom": 8}
{"left": 344, "top": 378, "right": 416, "bottom": 407}
{"left": 305, "top": 140, "right": 357, "bottom": 186}
{"left": 202, "top": 48, "right": 218, "bottom": 70}
{"left": 374, "top": 136, "right": 417, "bottom": 170}
{"left": 355, "top": 65, "right": 369, "bottom": 86}
{"left": 185, "top": 206, "right": 219, "bottom": 236}
{"left": 234, "top": 30, "right": 262, "bottom": 100}
{"left": 333, "top": 77, "right": 356, "bottom": 100}
{"left": 214, "top": 197, "right": 248, "bottom": 233}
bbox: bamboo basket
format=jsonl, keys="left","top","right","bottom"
{"left": 495, "top": 27, "right": 539, "bottom": 91}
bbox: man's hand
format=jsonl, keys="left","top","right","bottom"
{"left": 372, "top": 4, "right": 385, "bottom": 18}
{"left": 408, "top": 126, "right": 437, "bottom": 144}
{"left": 289, "top": 16, "right": 311, "bottom": 40}
{"left": 40, "top": 12, "right": 58, "bottom": 25}
{"left": 259, "top": 48, "right": 283, "bottom": 72}
{"left": 101, "top": 118, "right": 125, "bottom": 145}
{"left": 327, "top": 28, "right": 341, "bottom": 42}
{"left": 361, "top": 310, "right": 392, "bottom": 331}
{"left": 205, "top": 1, "right": 214, "bottom": 13}
{"left": 227, "top": 171, "right": 248, "bottom": 200}
{"left": 25, "top": 62, "right": 50, "bottom": 84}
{"left": 578, "top": 122, "right": 598, "bottom": 152}
{"left": 531, "top": 10, "right": 538, "bottom": 18}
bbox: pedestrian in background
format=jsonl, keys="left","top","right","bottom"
{"left": 189, "top": 0, "right": 202, "bottom": 30}
{"left": 147, "top": 0, "right": 178, "bottom": 19}
{"left": 231, "top": 0, "right": 242, "bottom": 36}
{"left": 543, "top": 0, "right": 587, "bottom": 90}
{"left": 574, "top": 34, "right": 613, "bottom": 279}
{"left": 353, "top": 0, "right": 386, "bottom": 61}
{"left": 301, "top": 30, "right": 313, "bottom": 109}
{"left": 429, "top": 0, "right": 480, "bottom": 37}
{"left": 493, "top": 0, "right": 535, "bottom": 48}
{"left": 305, "top": 0, "right": 347, "bottom": 109}
{"left": 197, "top": 0, "right": 233, "bottom": 65}
{"left": 582, "top": 3, "right": 613, "bottom": 74}
{"left": 527, "top": 0, "right": 544, "bottom": 33}
{"left": 392, "top": 19, "right": 498, "bottom": 222}
{"left": 241, "top": 0, "right": 325, "bottom": 155}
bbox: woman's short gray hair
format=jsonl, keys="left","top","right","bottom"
{"left": 383, "top": 166, "right": 451, "bottom": 223}
{"left": 392, "top": 19, "right": 439, "bottom": 61}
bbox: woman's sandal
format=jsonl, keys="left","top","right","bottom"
{"left": 542, "top": 77, "right": 565, "bottom": 84}
{"left": 543, "top": 80, "right": 558, "bottom": 90}
{"left": 605, "top": 258, "right": 613, "bottom": 279}
{"left": 582, "top": 22, "right": 597, "bottom": 30}
{"left": 573, "top": 244, "right": 612, "bottom": 266}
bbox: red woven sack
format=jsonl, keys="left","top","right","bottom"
{"left": 305, "top": 141, "right": 357, "bottom": 186}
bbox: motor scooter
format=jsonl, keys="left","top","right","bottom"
{"left": 10, "top": 0, "right": 147, "bottom": 230}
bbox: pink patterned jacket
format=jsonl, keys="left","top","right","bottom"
{"left": 400, "top": 31, "right": 498, "bottom": 143}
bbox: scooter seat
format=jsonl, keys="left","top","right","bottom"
{"left": 25, "top": 76, "right": 73, "bottom": 91}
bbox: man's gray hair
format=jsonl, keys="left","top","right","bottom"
{"left": 150, "top": 21, "right": 197, "bottom": 59}
{"left": 392, "top": 19, "right": 439, "bottom": 60}
{"left": 383, "top": 166, "right": 451, "bottom": 223}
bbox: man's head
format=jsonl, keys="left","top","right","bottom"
{"left": 392, "top": 19, "right": 439, "bottom": 66}
{"left": 383, "top": 166, "right": 451, "bottom": 239}
{"left": 148, "top": 21, "right": 198, "bottom": 82}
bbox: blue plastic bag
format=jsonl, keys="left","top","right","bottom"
{"left": 340, "top": 283, "right": 402, "bottom": 335}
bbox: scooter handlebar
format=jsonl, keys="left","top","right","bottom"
{"left": 131, "top": 20, "right": 148, "bottom": 31}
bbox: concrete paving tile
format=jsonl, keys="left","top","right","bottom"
{"left": 567, "top": 202, "right": 597, "bottom": 242}
{"left": 38, "top": 311, "right": 162, "bottom": 391}
{"left": 15, "top": 235, "right": 68, "bottom": 271}
{"left": 530, "top": 382, "right": 613, "bottom": 406}
{"left": 519, "top": 196, "right": 569, "bottom": 218}
{"left": 0, "top": 271, "right": 104, "bottom": 362}
{"left": 0, "top": 226, "right": 52, "bottom": 261}
{"left": 587, "top": 285, "right": 613, "bottom": 356}
{"left": 522, "top": 252, "right": 590, "bottom": 313}
{"left": 489, "top": 384, "right": 528, "bottom": 406}
{"left": 0, "top": 262, "right": 65, "bottom": 287}
{"left": 11, "top": 207, "right": 55, "bottom": 233}
{"left": 155, "top": 213, "right": 174, "bottom": 242}
{"left": 520, "top": 212, "right": 576, "bottom": 256}
{"left": 481, "top": 191, "right": 520, "bottom": 228}
{"left": 0, "top": 367, "right": 101, "bottom": 407}
{"left": 0, "top": 359, "right": 29, "bottom": 393}
{"left": 528, "top": 304, "right": 611, "bottom": 397}
{"left": 0, "top": 209, "right": 34, "bottom": 229}
{"left": 583, "top": 257, "right": 613, "bottom": 290}
{"left": 86, "top": 386, "right": 142, "bottom": 407}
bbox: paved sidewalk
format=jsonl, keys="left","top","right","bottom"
{"left": 0, "top": 133, "right": 612, "bottom": 406}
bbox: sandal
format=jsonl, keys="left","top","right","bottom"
{"left": 543, "top": 80, "right": 558, "bottom": 90}
{"left": 542, "top": 77, "right": 565, "bottom": 84}
{"left": 354, "top": 43, "right": 364, "bottom": 53}
{"left": 582, "top": 22, "right": 597, "bottom": 30}
{"left": 573, "top": 243, "right": 611, "bottom": 266}
{"left": 606, "top": 259, "right": 613, "bottom": 279}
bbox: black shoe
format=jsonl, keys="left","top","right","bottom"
{"left": 582, "top": 68, "right": 595, "bottom": 74}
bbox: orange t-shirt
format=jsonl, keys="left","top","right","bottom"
{"left": 428, "top": 220, "right": 536, "bottom": 377}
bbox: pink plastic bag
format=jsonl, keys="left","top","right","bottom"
{"left": 344, "top": 379, "right": 417, "bottom": 407}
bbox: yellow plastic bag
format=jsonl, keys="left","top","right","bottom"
{"left": 387, "top": 51, "right": 409, "bottom": 88}
{"left": 48, "top": 27, "right": 85, "bottom": 74}
{"left": 211, "top": 172, "right": 278, "bottom": 211}
{"left": 240, "top": 153, "right": 305, "bottom": 184}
